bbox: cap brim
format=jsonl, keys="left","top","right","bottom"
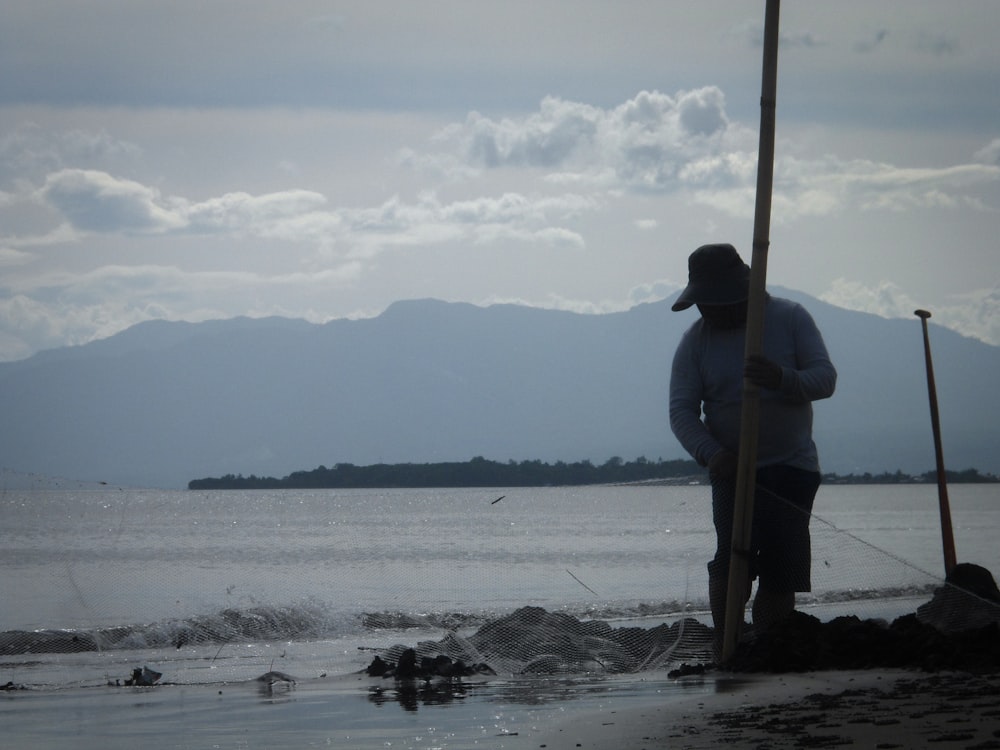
{"left": 670, "top": 281, "right": 748, "bottom": 311}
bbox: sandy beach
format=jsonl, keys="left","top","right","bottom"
{"left": 529, "top": 669, "right": 1000, "bottom": 749}
{"left": 4, "top": 667, "right": 1000, "bottom": 749}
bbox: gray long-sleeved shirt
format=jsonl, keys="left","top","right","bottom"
{"left": 669, "top": 296, "right": 837, "bottom": 472}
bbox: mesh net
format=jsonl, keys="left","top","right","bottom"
{"left": 2, "top": 468, "right": 999, "bottom": 693}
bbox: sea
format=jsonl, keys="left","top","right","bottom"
{"left": 2, "top": 480, "right": 997, "bottom": 695}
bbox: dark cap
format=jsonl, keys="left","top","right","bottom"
{"left": 671, "top": 243, "right": 750, "bottom": 311}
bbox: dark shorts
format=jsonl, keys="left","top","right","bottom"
{"left": 707, "top": 464, "right": 820, "bottom": 593}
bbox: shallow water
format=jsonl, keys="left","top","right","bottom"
{"left": 1, "top": 482, "right": 997, "bottom": 691}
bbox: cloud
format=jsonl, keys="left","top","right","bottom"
{"left": 27, "top": 165, "right": 596, "bottom": 261}
{"left": 628, "top": 279, "right": 682, "bottom": 307}
{"left": 22, "top": 92, "right": 1000, "bottom": 263}
{"left": 729, "top": 20, "right": 825, "bottom": 50}
{"left": 820, "top": 278, "right": 918, "bottom": 319}
{"left": 0, "top": 261, "right": 367, "bottom": 361}
{"left": 334, "top": 191, "right": 593, "bottom": 259}
{"left": 40, "top": 169, "right": 184, "bottom": 233}
{"left": 915, "top": 31, "right": 960, "bottom": 57}
{"left": 820, "top": 278, "right": 1000, "bottom": 347}
{"left": 453, "top": 97, "right": 602, "bottom": 168}
{"left": 185, "top": 189, "right": 330, "bottom": 235}
{"left": 1, "top": 123, "right": 142, "bottom": 185}
{"left": 431, "top": 89, "right": 751, "bottom": 193}
{"left": 853, "top": 28, "right": 889, "bottom": 54}
{"left": 823, "top": 161, "right": 1000, "bottom": 213}
{"left": 423, "top": 89, "right": 1000, "bottom": 222}
{"left": 0, "top": 246, "right": 33, "bottom": 266}
{"left": 37, "top": 169, "right": 340, "bottom": 239}
{"left": 974, "top": 139, "right": 1000, "bottom": 165}
{"left": 940, "top": 288, "right": 1000, "bottom": 347}
{"left": 0, "top": 293, "right": 73, "bottom": 360}
{"left": 2, "top": 170, "right": 601, "bottom": 360}
{"left": 692, "top": 155, "right": 1000, "bottom": 222}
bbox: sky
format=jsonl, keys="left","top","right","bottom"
{"left": 1, "top": 1, "right": 999, "bottom": 362}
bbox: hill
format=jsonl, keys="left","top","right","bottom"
{"left": 2, "top": 290, "right": 997, "bottom": 488}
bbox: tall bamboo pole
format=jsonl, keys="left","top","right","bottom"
{"left": 721, "top": 0, "right": 781, "bottom": 663}
{"left": 915, "top": 309, "right": 958, "bottom": 575}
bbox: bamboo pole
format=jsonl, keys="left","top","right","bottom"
{"left": 915, "top": 309, "right": 958, "bottom": 575}
{"left": 721, "top": 0, "right": 781, "bottom": 663}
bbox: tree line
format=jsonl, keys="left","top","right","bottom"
{"left": 187, "top": 457, "right": 998, "bottom": 490}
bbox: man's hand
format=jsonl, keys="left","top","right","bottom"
{"left": 708, "top": 449, "right": 738, "bottom": 478}
{"left": 744, "top": 354, "right": 783, "bottom": 390}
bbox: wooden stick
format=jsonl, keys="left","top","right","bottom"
{"left": 721, "top": 0, "right": 781, "bottom": 663}
{"left": 915, "top": 309, "right": 958, "bottom": 575}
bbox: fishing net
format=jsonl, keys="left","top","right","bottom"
{"left": 2, "top": 468, "right": 998, "bottom": 693}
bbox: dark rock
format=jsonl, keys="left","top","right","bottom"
{"left": 917, "top": 562, "right": 1000, "bottom": 632}
{"left": 366, "top": 655, "right": 391, "bottom": 677}
{"left": 123, "top": 666, "right": 162, "bottom": 686}
{"left": 726, "top": 610, "right": 1000, "bottom": 674}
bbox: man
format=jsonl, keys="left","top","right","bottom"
{"left": 669, "top": 243, "right": 836, "bottom": 643}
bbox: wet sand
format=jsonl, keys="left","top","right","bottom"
{"left": 5, "top": 668, "right": 1000, "bottom": 749}
{"left": 529, "top": 670, "right": 1000, "bottom": 749}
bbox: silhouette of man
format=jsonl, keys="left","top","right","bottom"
{"left": 669, "top": 243, "right": 836, "bottom": 645}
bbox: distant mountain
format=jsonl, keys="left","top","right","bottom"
{"left": 2, "top": 290, "right": 997, "bottom": 488}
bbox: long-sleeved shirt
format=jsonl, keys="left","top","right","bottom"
{"left": 669, "top": 296, "right": 837, "bottom": 472}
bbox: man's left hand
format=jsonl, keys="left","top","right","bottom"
{"left": 744, "top": 355, "right": 783, "bottom": 390}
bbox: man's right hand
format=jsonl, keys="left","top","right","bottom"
{"left": 708, "top": 449, "right": 738, "bottom": 478}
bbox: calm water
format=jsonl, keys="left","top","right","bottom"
{"left": 1, "top": 482, "right": 997, "bottom": 690}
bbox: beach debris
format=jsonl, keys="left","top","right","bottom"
{"left": 368, "top": 602, "right": 1000, "bottom": 679}
{"left": 367, "top": 606, "right": 713, "bottom": 676}
{"left": 365, "top": 649, "right": 494, "bottom": 680}
{"left": 123, "top": 666, "right": 162, "bottom": 686}
{"left": 725, "top": 608, "right": 1000, "bottom": 674}
{"left": 256, "top": 670, "right": 296, "bottom": 686}
{"left": 255, "top": 671, "right": 297, "bottom": 695}
{"left": 916, "top": 562, "right": 1000, "bottom": 633}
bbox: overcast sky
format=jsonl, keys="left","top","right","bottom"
{"left": 2, "top": 1, "right": 998, "bottom": 362}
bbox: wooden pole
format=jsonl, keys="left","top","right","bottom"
{"left": 915, "top": 309, "right": 958, "bottom": 575}
{"left": 721, "top": 0, "right": 781, "bottom": 663}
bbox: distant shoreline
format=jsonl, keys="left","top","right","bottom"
{"left": 187, "top": 457, "right": 999, "bottom": 490}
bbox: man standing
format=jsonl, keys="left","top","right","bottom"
{"left": 669, "top": 243, "right": 836, "bottom": 644}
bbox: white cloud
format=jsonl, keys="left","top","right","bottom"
{"left": 941, "top": 288, "right": 1000, "bottom": 346}
{"left": 0, "top": 246, "right": 33, "bottom": 266}
{"left": 0, "top": 261, "right": 369, "bottom": 360}
{"left": 628, "top": 279, "right": 683, "bottom": 307}
{"left": 820, "top": 278, "right": 919, "bottom": 319}
{"left": 422, "top": 90, "right": 1000, "bottom": 225}
{"left": 0, "top": 123, "right": 142, "bottom": 185}
{"left": 756, "top": 157, "right": 1000, "bottom": 221}
{"left": 974, "top": 139, "right": 1000, "bottom": 165}
{"left": 184, "top": 189, "right": 330, "bottom": 234}
{"left": 820, "top": 278, "right": 1000, "bottom": 347}
{"left": 430, "top": 89, "right": 754, "bottom": 193}
{"left": 24, "top": 166, "right": 596, "bottom": 265}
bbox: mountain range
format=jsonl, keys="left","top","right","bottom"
{"left": 2, "top": 289, "right": 997, "bottom": 488}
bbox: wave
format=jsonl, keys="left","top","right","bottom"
{"left": 0, "top": 584, "right": 939, "bottom": 658}
{"left": 0, "top": 600, "right": 346, "bottom": 656}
